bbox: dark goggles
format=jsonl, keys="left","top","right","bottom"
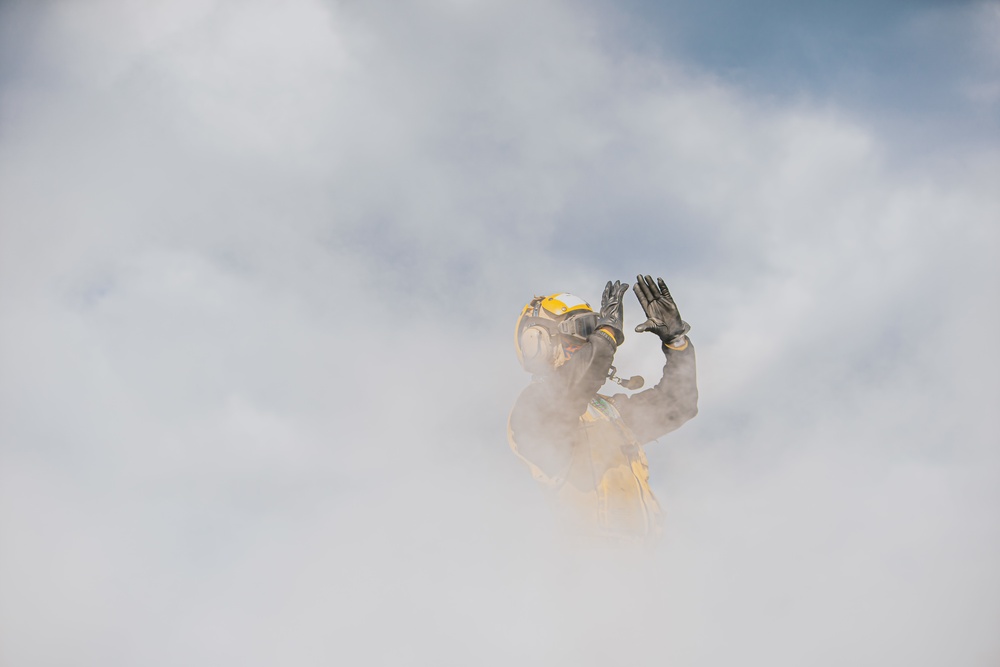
{"left": 555, "top": 311, "right": 600, "bottom": 340}
{"left": 521, "top": 311, "right": 600, "bottom": 343}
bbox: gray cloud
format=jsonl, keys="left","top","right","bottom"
{"left": 1, "top": 0, "right": 998, "bottom": 665}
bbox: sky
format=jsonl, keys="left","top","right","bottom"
{"left": 0, "top": 0, "right": 998, "bottom": 665}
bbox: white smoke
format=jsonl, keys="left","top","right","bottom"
{"left": 1, "top": 0, "right": 998, "bottom": 665}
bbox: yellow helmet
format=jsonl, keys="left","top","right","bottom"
{"left": 515, "top": 293, "right": 598, "bottom": 374}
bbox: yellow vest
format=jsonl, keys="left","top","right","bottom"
{"left": 508, "top": 395, "right": 662, "bottom": 540}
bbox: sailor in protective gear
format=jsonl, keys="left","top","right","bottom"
{"left": 508, "top": 275, "right": 698, "bottom": 541}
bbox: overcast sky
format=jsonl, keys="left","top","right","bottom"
{"left": 1, "top": 1, "right": 998, "bottom": 665}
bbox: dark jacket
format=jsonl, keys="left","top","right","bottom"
{"left": 507, "top": 332, "right": 698, "bottom": 538}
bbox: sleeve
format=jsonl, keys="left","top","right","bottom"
{"left": 507, "top": 331, "right": 617, "bottom": 480}
{"left": 610, "top": 339, "right": 698, "bottom": 445}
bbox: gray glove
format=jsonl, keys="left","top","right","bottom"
{"left": 634, "top": 274, "right": 690, "bottom": 344}
{"left": 597, "top": 280, "right": 628, "bottom": 345}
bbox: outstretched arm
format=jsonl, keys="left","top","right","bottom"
{"left": 612, "top": 274, "right": 699, "bottom": 444}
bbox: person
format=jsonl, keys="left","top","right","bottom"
{"left": 507, "top": 275, "right": 698, "bottom": 541}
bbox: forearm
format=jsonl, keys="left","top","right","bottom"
{"left": 508, "top": 331, "right": 618, "bottom": 476}
{"left": 615, "top": 339, "right": 698, "bottom": 443}
{"left": 657, "top": 341, "right": 699, "bottom": 422}
{"left": 546, "top": 330, "right": 617, "bottom": 417}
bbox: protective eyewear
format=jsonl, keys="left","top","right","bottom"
{"left": 555, "top": 311, "right": 599, "bottom": 340}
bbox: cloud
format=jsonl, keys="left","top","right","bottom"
{"left": 1, "top": 0, "right": 998, "bottom": 665}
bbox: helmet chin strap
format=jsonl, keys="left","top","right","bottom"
{"left": 608, "top": 366, "right": 645, "bottom": 390}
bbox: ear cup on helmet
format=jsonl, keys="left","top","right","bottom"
{"left": 519, "top": 325, "right": 555, "bottom": 374}
{"left": 515, "top": 292, "right": 593, "bottom": 374}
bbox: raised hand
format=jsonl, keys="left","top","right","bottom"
{"left": 597, "top": 280, "right": 629, "bottom": 344}
{"left": 634, "top": 274, "right": 690, "bottom": 343}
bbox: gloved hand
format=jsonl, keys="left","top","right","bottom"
{"left": 597, "top": 280, "right": 628, "bottom": 345}
{"left": 634, "top": 274, "right": 690, "bottom": 344}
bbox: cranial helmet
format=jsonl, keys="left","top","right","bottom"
{"left": 515, "top": 293, "right": 599, "bottom": 374}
